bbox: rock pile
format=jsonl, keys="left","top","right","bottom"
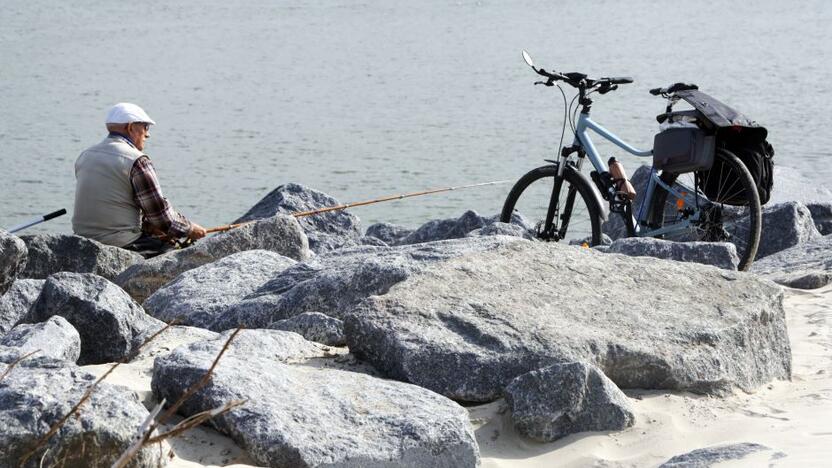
{"left": 152, "top": 330, "right": 480, "bottom": 467}
{"left": 19, "top": 233, "right": 143, "bottom": 282}
{"left": 116, "top": 214, "right": 309, "bottom": 303}
{"left": 0, "top": 356, "right": 166, "bottom": 467}
{"left": 345, "top": 240, "right": 790, "bottom": 401}
{"left": 505, "top": 362, "right": 635, "bottom": 442}
{"left": 25, "top": 272, "right": 162, "bottom": 365}
{"left": 607, "top": 237, "right": 739, "bottom": 270}
{"left": 234, "top": 183, "right": 362, "bottom": 253}
{"left": 0, "top": 316, "right": 81, "bottom": 362}
{"left": 751, "top": 236, "right": 832, "bottom": 289}
{"left": 142, "top": 249, "right": 297, "bottom": 327}
{"left": 756, "top": 202, "right": 821, "bottom": 259}
{"left": 0, "top": 279, "right": 43, "bottom": 334}
{"left": 0, "top": 230, "right": 27, "bottom": 296}
{"left": 0, "top": 180, "right": 824, "bottom": 467}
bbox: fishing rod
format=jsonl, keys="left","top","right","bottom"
{"left": 206, "top": 179, "right": 512, "bottom": 234}
{"left": 5, "top": 209, "right": 67, "bottom": 234}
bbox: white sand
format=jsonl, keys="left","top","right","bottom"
{"left": 475, "top": 284, "right": 832, "bottom": 467}
{"left": 82, "top": 285, "right": 832, "bottom": 467}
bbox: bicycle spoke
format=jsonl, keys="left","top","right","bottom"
{"left": 502, "top": 167, "right": 599, "bottom": 244}
{"left": 649, "top": 149, "right": 761, "bottom": 270}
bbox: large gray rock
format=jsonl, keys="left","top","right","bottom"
{"left": 235, "top": 183, "right": 362, "bottom": 253}
{"left": 268, "top": 311, "right": 346, "bottom": 346}
{"left": 399, "top": 210, "right": 487, "bottom": 245}
{"left": 807, "top": 202, "right": 832, "bottom": 235}
{"left": 608, "top": 237, "right": 740, "bottom": 270}
{"left": 143, "top": 250, "right": 297, "bottom": 329}
{"left": 751, "top": 236, "right": 832, "bottom": 289}
{"left": 504, "top": 362, "right": 635, "bottom": 442}
{"left": 26, "top": 272, "right": 163, "bottom": 365}
{"left": 660, "top": 442, "right": 771, "bottom": 468}
{"left": 359, "top": 235, "right": 389, "bottom": 247}
{"left": 757, "top": 202, "right": 821, "bottom": 259}
{"left": 345, "top": 240, "right": 791, "bottom": 401}
{"left": 365, "top": 222, "right": 415, "bottom": 246}
{"left": 116, "top": 215, "right": 309, "bottom": 303}
{"left": 371, "top": 212, "right": 531, "bottom": 247}
{"left": 468, "top": 222, "right": 535, "bottom": 241}
{"left": 0, "top": 360, "right": 165, "bottom": 467}
{"left": 210, "top": 236, "right": 522, "bottom": 331}
{"left": 0, "top": 346, "right": 66, "bottom": 368}
{"left": 0, "top": 230, "right": 27, "bottom": 296}
{"left": 0, "top": 279, "right": 44, "bottom": 334}
{"left": 602, "top": 165, "right": 652, "bottom": 241}
{"left": 152, "top": 329, "right": 480, "bottom": 467}
{"left": 0, "top": 316, "right": 80, "bottom": 362}
{"left": 19, "top": 234, "right": 142, "bottom": 282}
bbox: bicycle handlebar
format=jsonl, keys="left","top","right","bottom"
{"left": 531, "top": 66, "right": 633, "bottom": 94}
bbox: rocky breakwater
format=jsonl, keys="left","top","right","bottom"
{"left": 18, "top": 233, "right": 143, "bottom": 282}
{"left": 0, "top": 229, "right": 28, "bottom": 296}
{"left": 116, "top": 214, "right": 309, "bottom": 303}
{"left": 751, "top": 235, "right": 832, "bottom": 289}
{"left": 345, "top": 239, "right": 791, "bottom": 402}
{"left": 0, "top": 351, "right": 167, "bottom": 467}
{"left": 168, "top": 236, "right": 520, "bottom": 331}
{"left": 234, "top": 183, "right": 362, "bottom": 253}
{"left": 24, "top": 272, "right": 163, "bottom": 364}
{"left": 152, "top": 329, "right": 480, "bottom": 467}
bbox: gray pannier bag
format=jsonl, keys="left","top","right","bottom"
{"left": 652, "top": 122, "right": 715, "bottom": 173}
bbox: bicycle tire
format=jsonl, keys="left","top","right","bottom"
{"left": 501, "top": 164, "right": 603, "bottom": 245}
{"left": 648, "top": 149, "right": 762, "bottom": 270}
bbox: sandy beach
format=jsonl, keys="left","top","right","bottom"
{"left": 475, "top": 286, "right": 832, "bottom": 467}
{"left": 81, "top": 283, "right": 831, "bottom": 467}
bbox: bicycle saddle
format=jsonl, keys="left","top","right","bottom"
{"left": 649, "top": 82, "right": 699, "bottom": 96}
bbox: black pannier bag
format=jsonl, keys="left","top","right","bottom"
{"left": 674, "top": 89, "right": 775, "bottom": 205}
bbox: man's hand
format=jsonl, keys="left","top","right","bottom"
{"left": 188, "top": 223, "right": 207, "bottom": 240}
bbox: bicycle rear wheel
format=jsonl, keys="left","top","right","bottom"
{"left": 648, "top": 149, "right": 761, "bottom": 270}
{"left": 501, "top": 164, "right": 603, "bottom": 245}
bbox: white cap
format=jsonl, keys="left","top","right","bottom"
{"left": 105, "top": 103, "right": 156, "bottom": 125}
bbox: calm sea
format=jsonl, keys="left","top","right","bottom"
{"left": 2, "top": 0, "right": 830, "bottom": 235}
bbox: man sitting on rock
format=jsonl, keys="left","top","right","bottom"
{"left": 72, "top": 103, "right": 206, "bottom": 257}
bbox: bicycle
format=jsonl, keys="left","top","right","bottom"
{"left": 500, "top": 51, "right": 762, "bottom": 270}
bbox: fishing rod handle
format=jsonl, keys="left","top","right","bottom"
{"left": 43, "top": 209, "right": 67, "bottom": 221}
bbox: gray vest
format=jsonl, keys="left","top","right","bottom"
{"left": 72, "top": 136, "right": 144, "bottom": 247}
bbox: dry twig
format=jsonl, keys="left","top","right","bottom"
{"left": 18, "top": 319, "right": 180, "bottom": 467}
{"left": 111, "top": 327, "right": 245, "bottom": 468}
{"left": 110, "top": 399, "right": 166, "bottom": 468}
{"left": 159, "top": 327, "right": 243, "bottom": 424}
{"left": 146, "top": 399, "right": 246, "bottom": 444}
{"left": 0, "top": 349, "right": 40, "bottom": 383}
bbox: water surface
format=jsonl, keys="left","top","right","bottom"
{"left": 2, "top": 0, "right": 829, "bottom": 234}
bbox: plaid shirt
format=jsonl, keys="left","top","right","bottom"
{"left": 130, "top": 155, "right": 192, "bottom": 238}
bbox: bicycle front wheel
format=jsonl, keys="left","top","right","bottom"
{"left": 648, "top": 149, "right": 762, "bottom": 270}
{"left": 500, "top": 164, "right": 603, "bottom": 245}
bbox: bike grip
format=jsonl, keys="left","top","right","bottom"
{"left": 43, "top": 208, "right": 67, "bottom": 221}
{"left": 649, "top": 87, "right": 662, "bottom": 95}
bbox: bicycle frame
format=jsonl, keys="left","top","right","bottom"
{"left": 570, "top": 112, "right": 701, "bottom": 236}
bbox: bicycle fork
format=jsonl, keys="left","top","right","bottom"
{"left": 540, "top": 146, "right": 583, "bottom": 241}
